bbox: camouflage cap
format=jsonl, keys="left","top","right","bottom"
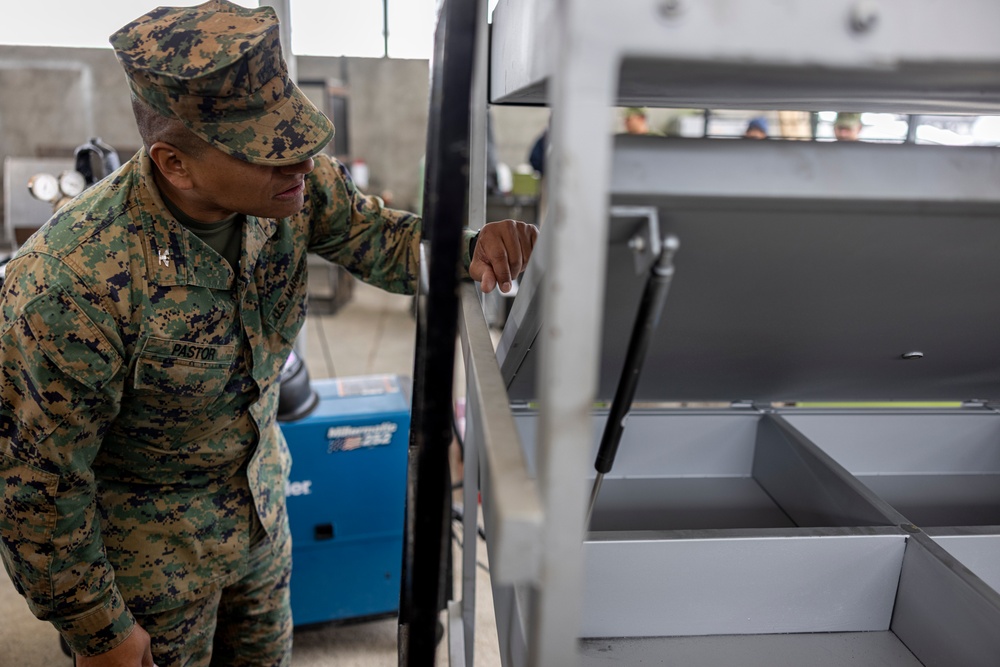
{"left": 110, "top": 0, "right": 334, "bottom": 166}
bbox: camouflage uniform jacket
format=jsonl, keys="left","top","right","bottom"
{"left": 0, "top": 149, "right": 474, "bottom": 656}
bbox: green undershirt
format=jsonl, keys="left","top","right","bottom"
{"left": 161, "top": 194, "right": 244, "bottom": 275}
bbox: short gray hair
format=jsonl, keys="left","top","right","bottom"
{"left": 130, "top": 94, "right": 209, "bottom": 157}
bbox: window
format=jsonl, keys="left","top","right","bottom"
{"left": 291, "top": 1, "right": 386, "bottom": 58}
{"left": 0, "top": 1, "right": 258, "bottom": 49}
{"left": 387, "top": 0, "right": 435, "bottom": 59}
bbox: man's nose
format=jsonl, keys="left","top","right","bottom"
{"left": 279, "top": 158, "right": 314, "bottom": 175}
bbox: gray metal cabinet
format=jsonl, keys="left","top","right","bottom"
{"left": 454, "top": 1, "right": 1000, "bottom": 665}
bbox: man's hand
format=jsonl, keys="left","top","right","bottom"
{"left": 470, "top": 219, "right": 539, "bottom": 294}
{"left": 75, "top": 624, "right": 155, "bottom": 667}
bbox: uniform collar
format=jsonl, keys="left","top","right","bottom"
{"left": 240, "top": 209, "right": 279, "bottom": 292}
{"left": 134, "top": 149, "right": 279, "bottom": 290}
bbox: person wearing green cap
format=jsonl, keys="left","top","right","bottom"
{"left": 0, "top": 1, "right": 536, "bottom": 666}
{"left": 834, "top": 112, "right": 864, "bottom": 141}
{"left": 623, "top": 107, "right": 651, "bottom": 134}
{"left": 622, "top": 107, "right": 666, "bottom": 137}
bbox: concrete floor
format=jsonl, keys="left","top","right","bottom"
{"left": 0, "top": 278, "right": 500, "bottom": 666}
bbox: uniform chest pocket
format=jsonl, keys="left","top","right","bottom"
{"left": 133, "top": 337, "right": 236, "bottom": 398}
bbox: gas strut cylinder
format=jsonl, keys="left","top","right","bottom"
{"left": 587, "top": 235, "right": 680, "bottom": 527}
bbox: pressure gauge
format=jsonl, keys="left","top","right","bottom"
{"left": 58, "top": 170, "right": 87, "bottom": 198}
{"left": 27, "top": 173, "right": 59, "bottom": 203}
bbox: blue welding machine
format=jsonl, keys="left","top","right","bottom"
{"left": 277, "top": 353, "right": 410, "bottom": 627}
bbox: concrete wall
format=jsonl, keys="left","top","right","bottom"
{"left": 0, "top": 45, "right": 550, "bottom": 240}
{"left": 299, "top": 55, "right": 432, "bottom": 211}
{"left": 0, "top": 46, "right": 141, "bottom": 160}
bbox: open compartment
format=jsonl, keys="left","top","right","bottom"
{"left": 783, "top": 410, "right": 1000, "bottom": 528}
{"left": 925, "top": 526, "right": 1000, "bottom": 593}
{"left": 499, "top": 406, "right": 1000, "bottom": 666}
{"left": 512, "top": 409, "right": 897, "bottom": 533}
{"left": 574, "top": 531, "right": 1000, "bottom": 667}
{"left": 587, "top": 411, "right": 792, "bottom": 532}
{"left": 579, "top": 529, "right": 913, "bottom": 666}
{"left": 581, "top": 528, "right": 906, "bottom": 639}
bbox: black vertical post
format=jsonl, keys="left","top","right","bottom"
{"left": 398, "top": 0, "right": 478, "bottom": 664}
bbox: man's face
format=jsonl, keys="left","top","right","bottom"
{"left": 834, "top": 123, "right": 861, "bottom": 141}
{"left": 625, "top": 113, "right": 648, "bottom": 135}
{"left": 184, "top": 147, "right": 315, "bottom": 220}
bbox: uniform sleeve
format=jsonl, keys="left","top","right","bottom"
{"left": 0, "top": 253, "right": 134, "bottom": 657}
{"left": 303, "top": 155, "right": 476, "bottom": 294}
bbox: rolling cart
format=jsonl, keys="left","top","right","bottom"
{"left": 453, "top": 1, "right": 1000, "bottom": 665}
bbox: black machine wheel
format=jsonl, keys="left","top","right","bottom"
{"left": 396, "top": 0, "right": 480, "bottom": 664}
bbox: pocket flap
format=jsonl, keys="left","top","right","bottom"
{"left": 23, "top": 289, "right": 122, "bottom": 392}
{"left": 133, "top": 337, "right": 235, "bottom": 396}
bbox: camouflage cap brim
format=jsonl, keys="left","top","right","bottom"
{"left": 185, "top": 81, "right": 335, "bottom": 166}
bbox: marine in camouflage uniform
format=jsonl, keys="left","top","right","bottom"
{"left": 0, "top": 1, "right": 535, "bottom": 665}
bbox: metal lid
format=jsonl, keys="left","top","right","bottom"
{"left": 502, "top": 138, "right": 1000, "bottom": 403}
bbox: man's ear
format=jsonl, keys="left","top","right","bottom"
{"left": 148, "top": 142, "right": 194, "bottom": 190}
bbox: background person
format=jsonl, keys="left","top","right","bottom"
{"left": 623, "top": 107, "right": 663, "bottom": 136}
{"left": 834, "top": 112, "right": 863, "bottom": 141}
{"left": 743, "top": 117, "right": 769, "bottom": 139}
{"left": 528, "top": 128, "right": 547, "bottom": 176}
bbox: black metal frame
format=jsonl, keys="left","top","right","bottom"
{"left": 398, "top": 0, "right": 478, "bottom": 663}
